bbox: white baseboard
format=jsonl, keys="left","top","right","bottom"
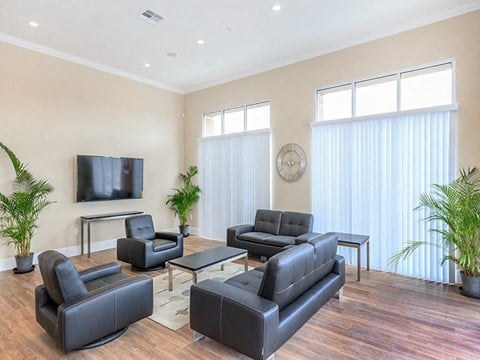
{"left": 0, "top": 227, "right": 209, "bottom": 272}
{"left": 0, "top": 238, "right": 118, "bottom": 272}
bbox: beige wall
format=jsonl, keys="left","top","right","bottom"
{"left": 0, "top": 41, "right": 184, "bottom": 260}
{"left": 1, "top": 10, "right": 479, "bottom": 259}
{"left": 184, "top": 11, "right": 480, "bottom": 221}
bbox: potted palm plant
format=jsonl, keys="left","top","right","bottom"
{"left": 166, "top": 166, "right": 201, "bottom": 237}
{"left": 390, "top": 167, "right": 480, "bottom": 298}
{"left": 0, "top": 142, "right": 54, "bottom": 273}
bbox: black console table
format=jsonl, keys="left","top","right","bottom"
{"left": 80, "top": 211, "right": 143, "bottom": 257}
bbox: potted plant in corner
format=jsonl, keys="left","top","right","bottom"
{"left": 166, "top": 165, "right": 201, "bottom": 237}
{"left": 0, "top": 142, "right": 54, "bottom": 273}
{"left": 389, "top": 167, "right": 480, "bottom": 298}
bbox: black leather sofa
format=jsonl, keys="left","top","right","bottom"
{"left": 117, "top": 214, "right": 183, "bottom": 270}
{"left": 227, "top": 209, "right": 321, "bottom": 258}
{"left": 190, "top": 233, "right": 345, "bottom": 360}
{"left": 35, "top": 250, "right": 153, "bottom": 352}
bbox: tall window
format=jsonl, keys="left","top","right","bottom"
{"left": 199, "top": 102, "right": 271, "bottom": 239}
{"left": 203, "top": 101, "right": 270, "bottom": 137}
{"left": 312, "top": 61, "right": 457, "bottom": 283}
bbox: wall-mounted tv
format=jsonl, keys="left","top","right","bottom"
{"left": 76, "top": 155, "right": 143, "bottom": 202}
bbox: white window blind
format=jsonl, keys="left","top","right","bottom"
{"left": 199, "top": 130, "right": 271, "bottom": 239}
{"left": 312, "top": 109, "right": 456, "bottom": 282}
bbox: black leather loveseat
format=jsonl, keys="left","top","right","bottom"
{"left": 227, "top": 209, "right": 320, "bottom": 258}
{"left": 190, "top": 233, "right": 345, "bottom": 360}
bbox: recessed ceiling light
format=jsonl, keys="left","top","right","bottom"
{"left": 144, "top": 63, "right": 151, "bottom": 68}
{"left": 272, "top": 4, "right": 282, "bottom": 11}
{"left": 166, "top": 52, "right": 177, "bottom": 58}
{"left": 197, "top": 39, "right": 205, "bottom": 45}
{"left": 28, "top": 21, "right": 39, "bottom": 27}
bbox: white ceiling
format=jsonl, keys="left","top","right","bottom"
{"left": 1, "top": 0, "right": 479, "bottom": 94}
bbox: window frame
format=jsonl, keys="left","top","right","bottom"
{"left": 315, "top": 59, "right": 456, "bottom": 123}
{"left": 202, "top": 100, "right": 270, "bottom": 137}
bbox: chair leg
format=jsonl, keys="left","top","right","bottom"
{"left": 335, "top": 287, "right": 344, "bottom": 300}
{"left": 193, "top": 331, "right": 205, "bottom": 341}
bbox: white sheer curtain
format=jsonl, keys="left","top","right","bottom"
{"left": 312, "top": 109, "right": 455, "bottom": 282}
{"left": 198, "top": 130, "right": 271, "bottom": 240}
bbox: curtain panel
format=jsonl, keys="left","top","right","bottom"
{"left": 198, "top": 130, "right": 271, "bottom": 240}
{"left": 312, "top": 110, "right": 455, "bottom": 282}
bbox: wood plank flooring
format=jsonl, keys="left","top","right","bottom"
{"left": 1, "top": 236, "right": 479, "bottom": 359}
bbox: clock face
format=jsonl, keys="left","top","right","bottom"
{"left": 276, "top": 143, "right": 306, "bottom": 182}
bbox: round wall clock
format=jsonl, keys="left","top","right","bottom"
{"left": 276, "top": 143, "right": 306, "bottom": 182}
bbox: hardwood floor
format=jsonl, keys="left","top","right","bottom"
{"left": 1, "top": 236, "right": 479, "bottom": 359}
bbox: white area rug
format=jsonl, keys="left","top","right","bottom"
{"left": 149, "top": 262, "right": 249, "bottom": 331}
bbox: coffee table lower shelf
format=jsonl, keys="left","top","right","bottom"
{"left": 167, "top": 247, "right": 248, "bottom": 291}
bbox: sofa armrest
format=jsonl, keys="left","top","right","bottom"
{"left": 333, "top": 255, "right": 345, "bottom": 277}
{"left": 78, "top": 262, "right": 121, "bottom": 283}
{"left": 227, "top": 225, "right": 254, "bottom": 243}
{"left": 294, "top": 232, "right": 323, "bottom": 245}
{"left": 58, "top": 275, "right": 153, "bottom": 352}
{"left": 190, "top": 279, "right": 279, "bottom": 360}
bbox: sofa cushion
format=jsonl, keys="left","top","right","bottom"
{"left": 125, "top": 214, "right": 156, "bottom": 240}
{"left": 253, "top": 209, "right": 282, "bottom": 234}
{"left": 237, "top": 232, "right": 273, "bottom": 244}
{"left": 279, "top": 211, "right": 313, "bottom": 237}
{"left": 262, "top": 235, "right": 296, "bottom": 247}
{"left": 258, "top": 244, "right": 315, "bottom": 310}
{"left": 308, "top": 232, "right": 338, "bottom": 283}
{"left": 152, "top": 239, "right": 177, "bottom": 252}
{"left": 225, "top": 269, "right": 264, "bottom": 294}
{"left": 84, "top": 272, "right": 129, "bottom": 292}
{"left": 38, "top": 250, "right": 87, "bottom": 305}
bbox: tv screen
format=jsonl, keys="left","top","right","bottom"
{"left": 76, "top": 155, "right": 143, "bottom": 202}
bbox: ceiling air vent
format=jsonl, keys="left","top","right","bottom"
{"left": 139, "top": 9, "right": 164, "bottom": 24}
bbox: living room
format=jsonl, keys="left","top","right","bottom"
{"left": 1, "top": 1, "right": 480, "bottom": 359}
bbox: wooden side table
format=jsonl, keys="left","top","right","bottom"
{"left": 336, "top": 232, "right": 370, "bottom": 281}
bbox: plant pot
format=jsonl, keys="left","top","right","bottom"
{"left": 14, "top": 252, "right": 35, "bottom": 274}
{"left": 179, "top": 225, "right": 190, "bottom": 238}
{"left": 460, "top": 271, "right": 480, "bottom": 299}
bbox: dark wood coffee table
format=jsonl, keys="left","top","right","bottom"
{"left": 167, "top": 246, "right": 248, "bottom": 291}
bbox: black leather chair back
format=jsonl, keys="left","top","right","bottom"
{"left": 309, "top": 232, "right": 338, "bottom": 283}
{"left": 279, "top": 211, "right": 313, "bottom": 236}
{"left": 258, "top": 244, "right": 315, "bottom": 309}
{"left": 125, "top": 214, "right": 156, "bottom": 240}
{"left": 253, "top": 209, "right": 282, "bottom": 234}
{"left": 38, "top": 250, "right": 87, "bottom": 305}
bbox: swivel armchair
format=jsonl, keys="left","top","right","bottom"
{"left": 117, "top": 214, "right": 183, "bottom": 271}
{"left": 35, "top": 250, "right": 153, "bottom": 352}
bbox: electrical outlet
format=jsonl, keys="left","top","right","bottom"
{"left": 73, "top": 228, "right": 79, "bottom": 236}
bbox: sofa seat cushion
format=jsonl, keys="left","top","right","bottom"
{"left": 262, "top": 235, "right": 296, "bottom": 247}
{"left": 237, "top": 232, "right": 273, "bottom": 244}
{"left": 84, "top": 272, "right": 129, "bottom": 292}
{"left": 152, "top": 239, "right": 177, "bottom": 252}
{"left": 225, "top": 269, "right": 264, "bottom": 294}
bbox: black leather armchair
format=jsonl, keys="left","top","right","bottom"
{"left": 35, "top": 250, "right": 153, "bottom": 352}
{"left": 117, "top": 214, "right": 183, "bottom": 270}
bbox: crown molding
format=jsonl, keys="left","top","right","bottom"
{"left": 0, "top": 32, "right": 184, "bottom": 94}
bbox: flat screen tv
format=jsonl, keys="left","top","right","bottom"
{"left": 76, "top": 155, "right": 143, "bottom": 202}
